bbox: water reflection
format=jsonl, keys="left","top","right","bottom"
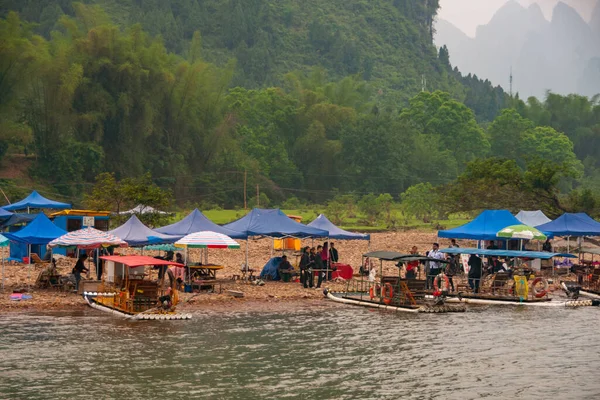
{"left": 1, "top": 306, "right": 600, "bottom": 399}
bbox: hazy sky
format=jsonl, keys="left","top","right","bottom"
{"left": 438, "top": 0, "right": 595, "bottom": 37}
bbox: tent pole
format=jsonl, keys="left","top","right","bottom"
{"left": 1, "top": 247, "right": 4, "bottom": 292}
{"left": 245, "top": 239, "right": 249, "bottom": 268}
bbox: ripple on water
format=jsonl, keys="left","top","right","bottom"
{"left": 1, "top": 306, "right": 600, "bottom": 399}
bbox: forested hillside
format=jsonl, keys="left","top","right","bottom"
{"left": 0, "top": 1, "right": 599, "bottom": 218}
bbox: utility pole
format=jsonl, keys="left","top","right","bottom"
{"left": 421, "top": 74, "right": 427, "bottom": 92}
{"left": 243, "top": 169, "right": 247, "bottom": 210}
{"left": 256, "top": 184, "right": 260, "bottom": 207}
{"left": 509, "top": 66, "right": 513, "bottom": 98}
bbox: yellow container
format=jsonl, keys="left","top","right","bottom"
{"left": 274, "top": 215, "right": 303, "bottom": 251}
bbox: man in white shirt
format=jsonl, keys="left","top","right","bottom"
{"left": 427, "top": 243, "right": 446, "bottom": 289}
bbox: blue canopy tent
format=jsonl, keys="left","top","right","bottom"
{"left": 438, "top": 210, "right": 523, "bottom": 246}
{"left": 155, "top": 209, "right": 245, "bottom": 239}
{"left": 536, "top": 213, "right": 600, "bottom": 237}
{"left": 224, "top": 208, "right": 329, "bottom": 266}
{"left": 108, "top": 215, "right": 178, "bottom": 247}
{"left": 307, "top": 214, "right": 370, "bottom": 240}
{"left": 536, "top": 213, "right": 600, "bottom": 252}
{"left": 3, "top": 190, "right": 70, "bottom": 212}
{"left": 224, "top": 208, "right": 328, "bottom": 239}
{"left": 4, "top": 213, "right": 67, "bottom": 263}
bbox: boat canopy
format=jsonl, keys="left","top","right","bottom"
{"left": 575, "top": 247, "right": 600, "bottom": 255}
{"left": 99, "top": 255, "right": 184, "bottom": 268}
{"left": 440, "top": 247, "right": 576, "bottom": 259}
{"left": 363, "top": 251, "right": 450, "bottom": 263}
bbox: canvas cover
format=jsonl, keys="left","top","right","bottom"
{"left": 223, "top": 208, "right": 328, "bottom": 239}
{"left": 3, "top": 213, "right": 67, "bottom": 245}
{"left": 108, "top": 215, "right": 178, "bottom": 246}
{"left": 308, "top": 214, "right": 370, "bottom": 240}
{"left": 156, "top": 209, "right": 245, "bottom": 239}
{"left": 259, "top": 257, "right": 283, "bottom": 281}
{"left": 535, "top": 213, "right": 600, "bottom": 237}
{"left": 438, "top": 210, "right": 522, "bottom": 240}
{"left": 515, "top": 210, "right": 552, "bottom": 227}
{"left": 3, "top": 190, "right": 70, "bottom": 211}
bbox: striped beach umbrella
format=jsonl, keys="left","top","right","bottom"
{"left": 174, "top": 231, "right": 240, "bottom": 249}
{"left": 497, "top": 224, "right": 547, "bottom": 241}
{"left": 49, "top": 227, "right": 128, "bottom": 249}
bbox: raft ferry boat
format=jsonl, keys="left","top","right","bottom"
{"left": 326, "top": 251, "right": 466, "bottom": 314}
{"left": 83, "top": 255, "right": 191, "bottom": 320}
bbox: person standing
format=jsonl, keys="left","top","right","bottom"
{"left": 405, "top": 246, "right": 419, "bottom": 279}
{"left": 427, "top": 243, "right": 445, "bottom": 289}
{"left": 72, "top": 254, "right": 89, "bottom": 291}
{"left": 315, "top": 245, "right": 325, "bottom": 288}
{"left": 542, "top": 239, "right": 553, "bottom": 252}
{"left": 468, "top": 254, "right": 483, "bottom": 293}
{"left": 445, "top": 239, "right": 461, "bottom": 292}
{"left": 329, "top": 243, "right": 339, "bottom": 263}
{"left": 300, "top": 246, "right": 315, "bottom": 289}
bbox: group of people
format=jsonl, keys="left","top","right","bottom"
{"left": 293, "top": 242, "right": 339, "bottom": 289}
{"left": 411, "top": 239, "right": 513, "bottom": 294}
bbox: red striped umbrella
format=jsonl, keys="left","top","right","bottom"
{"left": 49, "top": 227, "right": 128, "bottom": 249}
{"left": 174, "top": 231, "right": 240, "bottom": 249}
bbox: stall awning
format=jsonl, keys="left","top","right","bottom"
{"left": 99, "top": 255, "right": 184, "bottom": 268}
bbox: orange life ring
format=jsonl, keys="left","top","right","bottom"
{"left": 531, "top": 277, "right": 548, "bottom": 298}
{"left": 382, "top": 283, "right": 394, "bottom": 305}
{"left": 433, "top": 273, "right": 450, "bottom": 293}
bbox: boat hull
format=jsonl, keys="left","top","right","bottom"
{"left": 325, "top": 290, "right": 465, "bottom": 313}
{"left": 427, "top": 294, "right": 600, "bottom": 307}
{"left": 83, "top": 292, "right": 192, "bottom": 320}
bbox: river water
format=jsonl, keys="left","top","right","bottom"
{"left": 1, "top": 304, "right": 599, "bottom": 399}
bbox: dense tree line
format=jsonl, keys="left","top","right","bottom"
{"left": 1, "top": 2, "right": 599, "bottom": 219}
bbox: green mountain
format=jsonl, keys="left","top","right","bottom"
{"left": 2, "top": 0, "right": 506, "bottom": 107}
{"left": 0, "top": 0, "right": 524, "bottom": 208}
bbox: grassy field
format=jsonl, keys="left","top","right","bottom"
{"left": 191, "top": 209, "right": 470, "bottom": 232}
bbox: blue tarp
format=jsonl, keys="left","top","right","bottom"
{"left": 260, "top": 257, "right": 283, "bottom": 281}
{"left": 535, "top": 213, "right": 600, "bottom": 237}
{"left": 108, "top": 215, "right": 178, "bottom": 246}
{"left": 0, "top": 207, "right": 12, "bottom": 219}
{"left": 308, "top": 214, "right": 370, "bottom": 240}
{"left": 438, "top": 210, "right": 523, "bottom": 240}
{"left": 223, "top": 208, "right": 328, "bottom": 239}
{"left": 3, "top": 213, "right": 67, "bottom": 245}
{"left": 155, "top": 209, "right": 245, "bottom": 239}
{"left": 3, "top": 190, "right": 70, "bottom": 211}
{"left": 440, "top": 247, "right": 576, "bottom": 259}
{"left": 0, "top": 213, "right": 35, "bottom": 229}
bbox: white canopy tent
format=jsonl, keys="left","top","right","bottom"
{"left": 515, "top": 210, "right": 552, "bottom": 227}
{"left": 118, "top": 205, "right": 168, "bottom": 215}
